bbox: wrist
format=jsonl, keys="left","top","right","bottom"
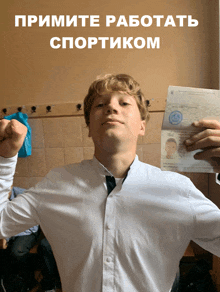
{"left": 0, "top": 154, "right": 18, "bottom": 162}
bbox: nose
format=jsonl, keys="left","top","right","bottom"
{"left": 105, "top": 98, "right": 119, "bottom": 114}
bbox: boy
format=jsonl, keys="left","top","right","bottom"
{"left": 0, "top": 74, "right": 220, "bottom": 292}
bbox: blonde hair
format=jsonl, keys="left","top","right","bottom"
{"left": 84, "top": 74, "right": 150, "bottom": 126}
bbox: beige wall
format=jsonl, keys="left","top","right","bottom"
{"left": 1, "top": 0, "right": 219, "bottom": 110}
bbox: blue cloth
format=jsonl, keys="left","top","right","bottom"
{"left": 4, "top": 112, "right": 32, "bottom": 158}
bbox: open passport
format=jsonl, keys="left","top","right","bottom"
{"left": 161, "top": 86, "right": 220, "bottom": 173}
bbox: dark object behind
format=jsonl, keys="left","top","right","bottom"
{"left": 172, "top": 259, "right": 217, "bottom": 292}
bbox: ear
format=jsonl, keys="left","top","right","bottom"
{"left": 139, "top": 120, "right": 146, "bottom": 136}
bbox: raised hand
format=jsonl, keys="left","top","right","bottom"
{"left": 185, "top": 119, "right": 220, "bottom": 160}
{"left": 0, "top": 119, "right": 27, "bottom": 158}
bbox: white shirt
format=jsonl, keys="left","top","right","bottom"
{"left": 0, "top": 155, "right": 220, "bottom": 292}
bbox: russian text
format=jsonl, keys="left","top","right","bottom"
{"left": 50, "top": 36, "right": 160, "bottom": 49}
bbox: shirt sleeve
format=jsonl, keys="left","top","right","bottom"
{"left": 0, "top": 155, "right": 40, "bottom": 238}
{"left": 0, "top": 155, "right": 17, "bottom": 210}
{"left": 189, "top": 187, "right": 220, "bottom": 257}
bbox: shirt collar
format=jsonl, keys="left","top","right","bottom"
{"left": 92, "top": 155, "right": 140, "bottom": 178}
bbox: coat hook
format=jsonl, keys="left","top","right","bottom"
{"left": 46, "top": 106, "right": 51, "bottom": 113}
{"left": 2, "top": 108, "right": 7, "bottom": 115}
{"left": 31, "top": 106, "right": 36, "bottom": 113}
{"left": 146, "top": 100, "right": 150, "bottom": 107}
{"left": 76, "top": 104, "right": 82, "bottom": 111}
{"left": 17, "top": 107, "right": 22, "bottom": 112}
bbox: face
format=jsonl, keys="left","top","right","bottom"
{"left": 88, "top": 92, "right": 145, "bottom": 151}
{"left": 165, "top": 141, "right": 177, "bottom": 156}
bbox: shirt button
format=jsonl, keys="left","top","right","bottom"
{"left": 106, "top": 224, "right": 111, "bottom": 230}
{"left": 106, "top": 257, "right": 112, "bottom": 263}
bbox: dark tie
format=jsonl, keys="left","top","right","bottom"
{"left": 106, "top": 176, "right": 116, "bottom": 195}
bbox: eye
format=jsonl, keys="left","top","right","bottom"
{"left": 96, "top": 103, "right": 104, "bottom": 108}
{"left": 121, "top": 101, "right": 130, "bottom": 106}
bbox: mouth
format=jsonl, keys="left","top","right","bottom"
{"left": 102, "top": 119, "right": 123, "bottom": 125}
